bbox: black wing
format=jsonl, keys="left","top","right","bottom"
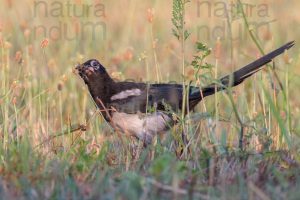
{"left": 109, "top": 83, "right": 199, "bottom": 114}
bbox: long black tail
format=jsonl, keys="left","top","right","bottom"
{"left": 191, "top": 41, "right": 295, "bottom": 101}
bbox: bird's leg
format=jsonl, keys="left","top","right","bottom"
{"left": 174, "top": 127, "right": 191, "bottom": 158}
{"left": 181, "top": 130, "right": 192, "bottom": 158}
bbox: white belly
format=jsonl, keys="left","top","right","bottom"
{"left": 111, "top": 111, "right": 172, "bottom": 144}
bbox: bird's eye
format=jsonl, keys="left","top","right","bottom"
{"left": 90, "top": 60, "right": 98, "bottom": 67}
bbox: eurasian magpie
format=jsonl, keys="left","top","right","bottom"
{"left": 76, "top": 41, "right": 294, "bottom": 144}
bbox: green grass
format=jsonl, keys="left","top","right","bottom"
{"left": 0, "top": 0, "right": 300, "bottom": 199}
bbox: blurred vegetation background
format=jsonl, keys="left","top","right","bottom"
{"left": 0, "top": 0, "right": 299, "bottom": 199}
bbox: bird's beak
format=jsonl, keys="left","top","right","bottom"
{"left": 75, "top": 63, "right": 95, "bottom": 79}
{"left": 74, "top": 64, "right": 85, "bottom": 78}
{"left": 75, "top": 63, "right": 87, "bottom": 75}
{"left": 75, "top": 63, "right": 82, "bottom": 71}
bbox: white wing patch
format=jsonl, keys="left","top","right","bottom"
{"left": 111, "top": 89, "right": 142, "bottom": 101}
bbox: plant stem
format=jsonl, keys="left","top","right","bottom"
{"left": 181, "top": 1, "right": 186, "bottom": 119}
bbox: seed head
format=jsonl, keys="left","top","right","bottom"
{"left": 15, "top": 51, "right": 22, "bottom": 63}
{"left": 40, "top": 38, "right": 49, "bottom": 49}
{"left": 12, "top": 97, "right": 17, "bottom": 105}
{"left": 214, "top": 37, "right": 222, "bottom": 59}
{"left": 147, "top": 8, "right": 155, "bottom": 23}
{"left": 57, "top": 81, "right": 63, "bottom": 91}
{"left": 24, "top": 29, "right": 30, "bottom": 38}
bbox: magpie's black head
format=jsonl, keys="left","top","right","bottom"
{"left": 76, "top": 59, "right": 108, "bottom": 83}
